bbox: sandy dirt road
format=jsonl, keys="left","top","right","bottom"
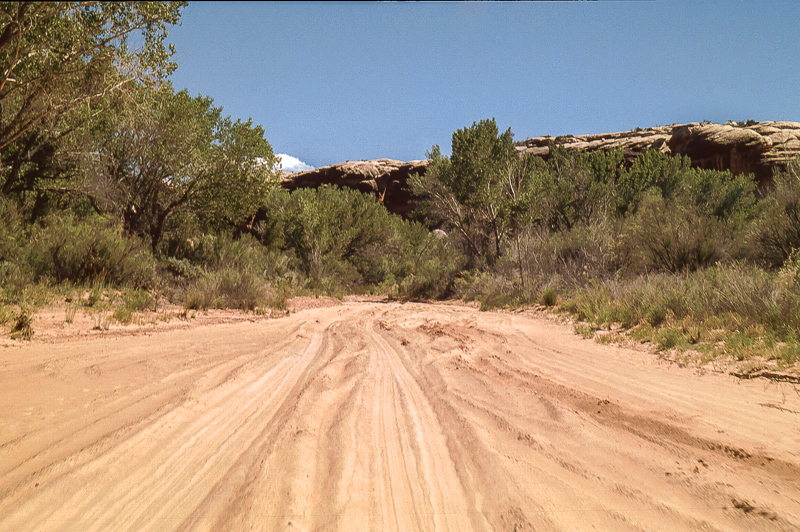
{"left": 1, "top": 300, "right": 799, "bottom": 531}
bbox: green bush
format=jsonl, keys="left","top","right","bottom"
{"left": 630, "top": 191, "right": 725, "bottom": 272}
{"left": 0, "top": 197, "right": 27, "bottom": 263}
{"left": 113, "top": 305, "right": 134, "bottom": 324}
{"left": 535, "top": 144, "right": 615, "bottom": 231}
{"left": 493, "top": 219, "right": 625, "bottom": 296}
{"left": 183, "top": 267, "right": 267, "bottom": 311}
{"left": 541, "top": 288, "right": 558, "bottom": 307}
{"left": 28, "top": 214, "right": 156, "bottom": 287}
{"left": 159, "top": 257, "right": 204, "bottom": 282}
{"left": 172, "top": 232, "right": 264, "bottom": 271}
{"left": 615, "top": 149, "right": 693, "bottom": 215}
{"left": 11, "top": 308, "right": 33, "bottom": 340}
{"left": 657, "top": 328, "right": 681, "bottom": 350}
{"left": 123, "top": 289, "right": 155, "bottom": 312}
{"left": 162, "top": 228, "right": 296, "bottom": 310}
{"left": 0, "top": 198, "right": 34, "bottom": 300}
{"left": 629, "top": 181, "right": 755, "bottom": 273}
{"left": 563, "top": 262, "right": 800, "bottom": 344}
{"left": 379, "top": 218, "right": 465, "bottom": 299}
{"left": 9, "top": 307, "right": 34, "bottom": 340}
{"left": 754, "top": 157, "right": 800, "bottom": 267}
{"left": 409, "top": 119, "right": 540, "bottom": 266}
{"left": 265, "top": 186, "right": 396, "bottom": 289}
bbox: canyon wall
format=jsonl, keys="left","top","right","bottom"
{"left": 281, "top": 122, "right": 800, "bottom": 217}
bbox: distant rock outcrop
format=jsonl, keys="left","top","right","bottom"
{"left": 274, "top": 122, "right": 800, "bottom": 221}
{"left": 516, "top": 121, "right": 800, "bottom": 183}
{"left": 281, "top": 158, "right": 428, "bottom": 217}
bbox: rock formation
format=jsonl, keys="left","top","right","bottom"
{"left": 516, "top": 121, "right": 800, "bottom": 183}
{"left": 277, "top": 122, "right": 800, "bottom": 219}
{"left": 281, "top": 158, "right": 428, "bottom": 217}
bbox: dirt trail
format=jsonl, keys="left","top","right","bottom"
{"left": 1, "top": 300, "right": 799, "bottom": 531}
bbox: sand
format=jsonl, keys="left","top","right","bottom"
{"left": 1, "top": 299, "right": 798, "bottom": 531}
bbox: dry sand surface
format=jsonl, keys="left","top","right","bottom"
{"left": 1, "top": 298, "right": 799, "bottom": 531}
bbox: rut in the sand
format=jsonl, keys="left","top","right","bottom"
{"left": 1, "top": 301, "right": 799, "bottom": 531}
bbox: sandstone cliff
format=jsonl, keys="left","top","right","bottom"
{"left": 516, "top": 121, "right": 800, "bottom": 183}
{"left": 281, "top": 158, "right": 428, "bottom": 217}
{"left": 280, "top": 121, "right": 800, "bottom": 218}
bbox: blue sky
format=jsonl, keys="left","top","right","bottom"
{"left": 166, "top": 1, "right": 800, "bottom": 170}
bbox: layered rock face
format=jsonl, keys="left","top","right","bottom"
{"left": 281, "top": 158, "right": 428, "bottom": 217}
{"left": 516, "top": 121, "right": 800, "bottom": 183}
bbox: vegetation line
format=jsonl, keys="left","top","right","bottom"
{"left": 0, "top": 4, "right": 798, "bottom": 374}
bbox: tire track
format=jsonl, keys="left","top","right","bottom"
{"left": 1, "top": 301, "right": 799, "bottom": 531}
{"left": 0, "top": 317, "right": 331, "bottom": 531}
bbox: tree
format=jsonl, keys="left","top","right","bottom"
{"left": 525, "top": 144, "right": 617, "bottom": 233}
{"left": 409, "top": 118, "right": 526, "bottom": 266}
{"left": 76, "top": 85, "right": 279, "bottom": 253}
{"left": 752, "top": 157, "right": 800, "bottom": 267}
{"left": 0, "top": 1, "right": 184, "bottom": 208}
{"left": 614, "top": 148, "right": 693, "bottom": 216}
{"left": 629, "top": 164, "right": 757, "bottom": 272}
{"left": 192, "top": 114, "right": 280, "bottom": 233}
{"left": 273, "top": 186, "right": 393, "bottom": 283}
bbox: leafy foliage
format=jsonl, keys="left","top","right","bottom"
{"left": 532, "top": 144, "right": 614, "bottom": 231}
{"left": 615, "top": 149, "right": 693, "bottom": 215}
{"left": 0, "top": 2, "right": 185, "bottom": 210}
{"left": 0, "top": 195, "right": 25, "bottom": 262}
{"left": 754, "top": 157, "right": 800, "bottom": 266}
{"left": 369, "top": 217, "right": 464, "bottom": 299}
{"left": 629, "top": 167, "right": 757, "bottom": 272}
{"left": 74, "top": 86, "right": 279, "bottom": 252}
{"left": 183, "top": 267, "right": 268, "bottom": 312}
{"left": 27, "top": 212, "right": 156, "bottom": 287}
{"left": 410, "top": 119, "right": 527, "bottom": 265}
{"left": 266, "top": 186, "right": 393, "bottom": 285}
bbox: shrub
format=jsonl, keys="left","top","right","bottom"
{"left": 113, "top": 305, "right": 134, "bottom": 324}
{"left": 266, "top": 186, "right": 397, "bottom": 289}
{"left": 657, "top": 328, "right": 681, "bottom": 351}
{"left": 630, "top": 190, "right": 737, "bottom": 272}
{"left": 615, "top": 149, "right": 693, "bottom": 216}
{"left": 0, "top": 197, "right": 26, "bottom": 263}
{"left": 0, "top": 198, "right": 34, "bottom": 301}
{"left": 754, "top": 157, "right": 800, "bottom": 267}
{"left": 160, "top": 257, "right": 203, "bottom": 282}
{"left": 379, "top": 219, "right": 465, "bottom": 299}
{"left": 28, "top": 213, "right": 156, "bottom": 288}
{"left": 173, "top": 232, "right": 264, "bottom": 271}
{"left": 9, "top": 307, "right": 34, "bottom": 340}
{"left": 541, "top": 288, "right": 558, "bottom": 307}
{"left": 0, "top": 260, "right": 33, "bottom": 305}
{"left": 495, "top": 219, "right": 625, "bottom": 297}
{"left": 183, "top": 268, "right": 267, "bottom": 311}
{"left": 535, "top": 145, "right": 615, "bottom": 232}
{"left": 628, "top": 166, "right": 757, "bottom": 274}
{"left": 646, "top": 304, "right": 667, "bottom": 327}
{"left": 563, "top": 262, "right": 800, "bottom": 348}
{"left": 123, "top": 289, "right": 155, "bottom": 312}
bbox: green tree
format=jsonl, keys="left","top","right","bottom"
{"left": 615, "top": 149, "right": 693, "bottom": 216}
{"left": 192, "top": 112, "right": 280, "bottom": 233}
{"left": 0, "top": 1, "right": 184, "bottom": 212}
{"left": 754, "top": 156, "right": 800, "bottom": 267}
{"left": 410, "top": 118, "right": 526, "bottom": 266}
{"left": 272, "top": 186, "right": 393, "bottom": 284}
{"left": 76, "top": 86, "right": 279, "bottom": 252}
{"left": 531, "top": 144, "right": 615, "bottom": 232}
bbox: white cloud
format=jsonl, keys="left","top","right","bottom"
{"left": 276, "top": 153, "right": 314, "bottom": 173}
